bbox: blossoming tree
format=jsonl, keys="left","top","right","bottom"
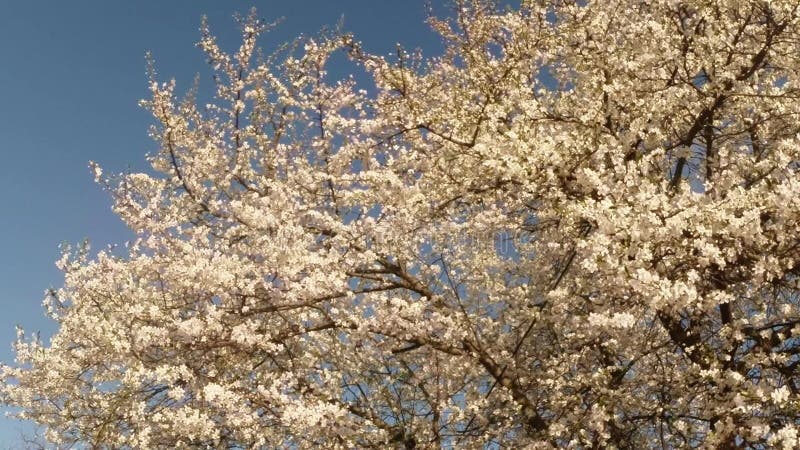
{"left": 3, "top": 0, "right": 800, "bottom": 447}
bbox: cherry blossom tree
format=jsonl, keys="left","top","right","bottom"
{"left": 3, "top": 1, "right": 800, "bottom": 447}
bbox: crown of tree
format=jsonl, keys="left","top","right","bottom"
{"left": 3, "top": 1, "right": 800, "bottom": 448}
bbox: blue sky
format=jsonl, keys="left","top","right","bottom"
{"left": 0, "top": 0, "right": 472, "bottom": 443}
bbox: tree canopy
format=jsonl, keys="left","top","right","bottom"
{"left": 3, "top": 0, "right": 800, "bottom": 448}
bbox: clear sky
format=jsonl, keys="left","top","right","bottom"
{"left": 0, "top": 0, "right": 486, "bottom": 444}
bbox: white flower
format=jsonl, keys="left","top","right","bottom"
{"left": 772, "top": 386, "right": 791, "bottom": 405}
